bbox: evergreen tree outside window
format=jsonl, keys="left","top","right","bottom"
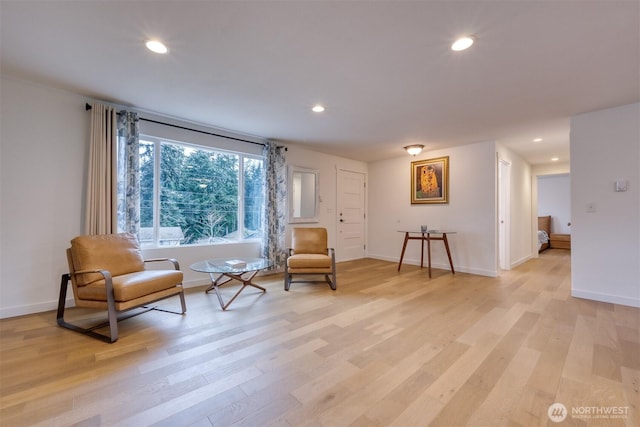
{"left": 138, "top": 136, "right": 264, "bottom": 247}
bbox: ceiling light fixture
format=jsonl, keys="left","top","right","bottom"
{"left": 451, "top": 36, "right": 475, "bottom": 51}
{"left": 404, "top": 144, "right": 424, "bottom": 156}
{"left": 146, "top": 40, "right": 168, "bottom": 54}
{"left": 312, "top": 105, "right": 325, "bottom": 113}
{"left": 533, "top": 138, "right": 543, "bottom": 142}
{"left": 551, "top": 157, "right": 559, "bottom": 162}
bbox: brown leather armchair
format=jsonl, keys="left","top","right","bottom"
{"left": 284, "top": 227, "right": 336, "bottom": 291}
{"left": 57, "top": 233, "right": 186, "bottom": 343}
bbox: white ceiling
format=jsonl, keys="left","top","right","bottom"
{"left": 1, "top": 1, "right": 638, "bottom": 164}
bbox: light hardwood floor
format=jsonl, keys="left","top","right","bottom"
{"left": 1, "top": 250, "right": 638, "bottom": 426}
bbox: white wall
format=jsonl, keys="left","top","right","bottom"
{"left": 570, "top": 102, "right": 639, "bottom": 307}
{"left": 1, "top": 76, "right": 89, "bottom": 317}
{"left": 0, "top": 76, "right": 368, "bottom": 317}
{"left": 368, "top": 141, "right": 499, "bottom": 277}
{"left": 538, "top": 174, "right": 571, "bottom": 234}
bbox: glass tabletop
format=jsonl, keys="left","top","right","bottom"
{"left": 398, "top": 230, "right": 456, "bottom": 234}
{"left": 190, "top": 257, "right": 272, "bottom": 274}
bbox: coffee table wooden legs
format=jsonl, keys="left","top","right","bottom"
{"left": 205, "top": 270, "right": 266, "bottom": 310}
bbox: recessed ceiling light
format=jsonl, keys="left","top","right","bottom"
{"left": 533, "top": 138, "right": 543, "bottom": 142}
{"left": 551, "top": 157, "right": 559, "bottom": 162}
{"left": 451, "top": 36, "right": 475, "bottom": 51}
{"left": 146, "top": 40, "right": 168, "bottom": 54}
{"left": 312, "top": 105, "right": 325, "bottom": 113}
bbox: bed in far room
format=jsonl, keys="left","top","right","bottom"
{"left": 538, "top": 215, "right": 551, "bottom": 252}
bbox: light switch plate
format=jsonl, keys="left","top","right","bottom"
{"left": 615, "top": 180, "right": 628, "bottom": 192}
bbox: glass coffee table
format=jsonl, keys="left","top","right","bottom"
{"left": 190, "top": 257, "right": 272, "bottom": 310}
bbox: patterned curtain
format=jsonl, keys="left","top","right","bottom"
{"left": 262, "top": 141, "right": 287, "bottom": 270}
{"left": 116, "top": 111, "right": 140, "bottom": 234}
{"left": 84, "top": 102, "right": 117, "bottom": 235}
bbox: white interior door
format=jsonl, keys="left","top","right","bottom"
{"left": 337, "top": 170, "right": 366, "bottom": 262}
{"left": 498, "top": 159, "right": 511, "bottom": 271}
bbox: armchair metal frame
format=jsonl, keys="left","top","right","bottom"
{"left": 57, "top": 245, "right": 186, "bottom": 343}
{"left": 284, "top": 227, "right": 337, "bottom": 291}
{"left": 284, "top": 247, "right": 337, "bottom": 291}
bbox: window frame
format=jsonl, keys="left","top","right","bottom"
{"left": 140, "top": 134, "right": 264, "bottom": 248}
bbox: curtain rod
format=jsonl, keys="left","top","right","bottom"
{"left": 86, "top": 102, "right": 268, "bottom": 147}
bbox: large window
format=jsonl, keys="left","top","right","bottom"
{"left": 139, "top": 136, "right": 264, "bottom": 247}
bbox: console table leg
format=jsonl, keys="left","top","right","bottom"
{"left": 443, "top": 234, "right": 455, "bottom": 274}
{"left": 398, "top": 232, "right": 409, "bottom": 271}
{"left": 427, "top": 234, "right": 432, "bottom": 278}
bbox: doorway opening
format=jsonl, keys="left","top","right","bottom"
{"left": 537, "top": 173, "right": 572, "bottom": 251}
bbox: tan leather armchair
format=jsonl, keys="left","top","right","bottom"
{"left": 284, "top": 227, "right": 336, "bottom": 291}
{"left": 57, "top": 233, "right": 186, "bottom": 343}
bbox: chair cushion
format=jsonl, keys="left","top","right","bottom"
{"left": 70, "top": 233, "right": 145, "bottom": 286}
{"left": 291, "top": 228, "right": 328, "bottom": 255}
{"left": 77, "top": 269, "right": 183, "bottom": 302}
{"left": 287, "top": 254, "right": 332, "bottom": 269}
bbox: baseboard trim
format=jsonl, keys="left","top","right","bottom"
{"left": 366, "top": 254, "right": 497, "bottom": 277}
{"left": 510, "top": 254, "right": 532, "bottom": 269}
{"left": 572, "top": 289, "right": 640, "bottom": 308}
{"left": 0, "top": 279, "right": 212, "bottom": 319}
{"left": 0, "top": 300, "right": 69, "bottom": 319}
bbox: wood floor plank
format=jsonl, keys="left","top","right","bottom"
{"left": 111, "top": 367, "right": 263, "bottom": 426}
{"left": 313, "top": 343, "right": 444, "bottom": 426}
{"left": 429, "top": 312, "right": 539, "bottom": 425}
{"left": 592, "top": 343, "right": 623, "bottom": 382}
{"left": 563, "top": 314, "right": 596, "bottom": 382}
{"left": 424, "top": 332, "right": 502, "bottom": 404}
{"left": 1, "top": 250, "right": 638, "bottom": 426}
{"left": 469, "top": 345, "right": 541, "bottom": 426}
{"left": 290, "top": 360, "right": 361, "bottom": 404}
{"left": 620, "top": 367, "right": 640, "bottom": 427}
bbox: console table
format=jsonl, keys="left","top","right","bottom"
{"left": 397, "top": 230, "right": 456, "bottom": 278}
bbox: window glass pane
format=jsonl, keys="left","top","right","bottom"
{"left": 244, "top": 157, "right": 264, "bottom": 239}
{"left": 139, "top": 140, "right": 155, "bottom": 247}
{"left": 158, "top": 142, "right": 187, "bottom": 245}
{"left": 160, "top": 142, "right": 239, "bottom": 245}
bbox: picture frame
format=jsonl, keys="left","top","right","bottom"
{"left": 410, "top": 156, "right": 449, "bottom": 204}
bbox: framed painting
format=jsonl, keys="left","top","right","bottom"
{"left": 411, "top": 156, "right": 449, "bottom": 204}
